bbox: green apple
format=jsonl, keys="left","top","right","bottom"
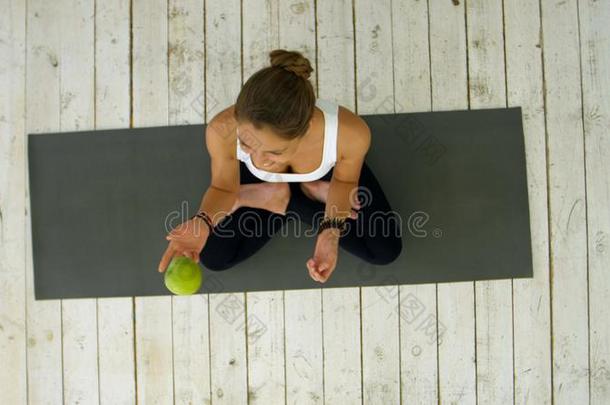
{"left": 164, "top": 256, "right": 203, "bottom": 295}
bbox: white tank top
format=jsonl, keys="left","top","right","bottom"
{"left": 236, "top": 98, "right": 339, "bottom": 182}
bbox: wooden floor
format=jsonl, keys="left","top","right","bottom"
{"left": 1, "top": 0, "right": 609, "bottom": 404}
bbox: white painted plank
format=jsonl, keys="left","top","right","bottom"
{"left": 56, "top": 1, "right": 99, "bottom": 403}
{"left": 95, "top": 0, "right": 131, "bottom": 129}
{"left": 172, "top": 295, "right": 211, "bottom": 405}
{"left": 207, "top": 291, "right": 248, "bottom": 404}
{"left": 168, "top": 1, "right": 213, "bottom": 404}
{"left": 320, "top": 289, "right": 361, "bottom": 404}
{"left": 169, "top": 0, "right": 206, "bottom": 125}
{"left": 354, "top": 0, "right": 395, "bottom": 114}
{"left": 539, "top": 0, "right": 589, "bottom": 403}
{"left": 242, "top": 0, "right": 279, "bottom": 80}
{"left": 393, "top": 0, "right": 432, "bottom": 112}
{"left": 24, "top": 1, "right": 63, "bottom": 403}
{"left": 244, "top": 291, "right": 285, "bottom": 404}
{"left": 0, "top": 0, "right": 26, "bottom": 403}
{"left": 503, "top": 0, "right": 553, "bottom": 403}
{"left": 241, "top": 3, "right": 286, "bottom": 404}
{"left": 317, "top": 0, "right": 356, "bottom": 106}
{"left": 466, "top": 1, "right": 514, "bottom": 404}
{"left": 466, "top": 0, "right": 507, "bottom": 109}
{"left": 205, "top": 0, "right": 242, "bottom": 120}
{"left": 205, "top": 0, "right": 249, "bottom": 403}
{"left": 132, "top": 0, "right": 170, "bottom": 128}
{"left": 95, "top": 0, "right": 137, "bottom": 403}
{"left": 578, "top": 0, "right": 610, "bottom": 403}
{"left": 284, "top": 289, "right": 323, "bottom": 404}
{"left": 317, "top": 1, "right": 362, "bottom": 404}
{"left": 429, "top": 0, "right": 476, "bottom": 404}
{"left": 98, "top": 299, "right": 136, "bottom": 405}
{"left": 354, "top": 1, "right": 401, "bottom": 404}
{"left": 57, "top": 0, "right": 94, "bottom": 132}
{"left": 134, "top": 301, "right": 173, "bottom": 404}
{"left": 398, "top": 285, "right": 439, "bottom": 404}
{"left": 392, "top": 0, "right": 439, "bottom": 403}
{"left": 430, "top": 0, "right": 469, "bottom": 111}
{"left": 132, "top": 0, "right": 174, "bottom": 403}
{"left": 278, "top": 0, "right": 317, "bottom": 92}
{"left": 62, "top": 301, "right": 98, "bottom": 405}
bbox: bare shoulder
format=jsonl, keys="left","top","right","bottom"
{"left": 205, "top": 104, "right": 238, "bottom": 157}
{"left": 207, "top": 104, "right": 237, "bottom": 139}
{"left": 336, "top": 105, "right": 371, "bottom": 161}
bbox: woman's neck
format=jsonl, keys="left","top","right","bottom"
{"left": 294, "top": 107, "right": 324, "bottom": 153}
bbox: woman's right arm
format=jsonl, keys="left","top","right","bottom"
{"left": 158, "top": 107, "right": 239, "bottom": 272}
{"left": 195, "top": 107, "right": 240, "bottom": 235}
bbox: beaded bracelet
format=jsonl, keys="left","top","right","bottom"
{"left": 190, "top": 210, "right": 214, "bottom": 234}
{"left": 317, "top": 216, "right": 347, "bottom": 236}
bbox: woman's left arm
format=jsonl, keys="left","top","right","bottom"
{"left": 321, "top": 113, "right": 371, "bottom": 237}
{"left": 306, "top": 113, "right": 371, "bottom": 283}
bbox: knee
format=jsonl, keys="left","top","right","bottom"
{"left": 367, "top": 236, "right": 403, "bottom": 265}
{"left": 199, "top": 252, "right": 233, "bottom": 272}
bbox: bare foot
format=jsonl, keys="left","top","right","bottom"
{"left": 299, "top": 180, "right": 329, "bottom": 204}
{"left": 300, "top": 180, "right": 361, "bottom": 218}
{"left": 231, "top": 182, "right": 291, "bottom": 215}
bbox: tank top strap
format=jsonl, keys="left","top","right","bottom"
{"left": 317, "top": 98, "right": 339, "bottom": 165}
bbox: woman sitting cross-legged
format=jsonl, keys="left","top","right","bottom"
{"left": 158, "top": 49, "right": 402, "bottom": 284}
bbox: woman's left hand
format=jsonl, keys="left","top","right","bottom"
{"left": 306, "top": 229, "right": 340, "bottom": 283}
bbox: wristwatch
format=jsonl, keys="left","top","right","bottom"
{"left": 317, "top": 216, "right": 347, "bottom": 236}
{"left": 190, "top": 210, "right": 214, "bottom": 234}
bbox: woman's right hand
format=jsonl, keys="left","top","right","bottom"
{"left": 158, "top": 218, "right": 210, "bottom": 273}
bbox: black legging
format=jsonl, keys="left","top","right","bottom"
{"left": 199, "top": 160, "right": 403, "bottom": 271}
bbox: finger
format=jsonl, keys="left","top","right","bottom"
{"left": 169, "top": 226, "right": 188, "bottom": 238}
{"left": 316, "top": 268, "right": 326, "bottom": 282}
{"left": 182, "top": 251, "right": 194, "bottom": 262}
{"left": 167, "top": 231, "right": 187, "bottom": 240}
{"left": 310, "top": 259, "right": 318, "bottom": 276}
{"left": 320, "top": 262, "right": 333, "bottom": 277}
{"left": 306, "top": 262, "right": 314, "bottom": 277}
{"left": 306, "top": 258, "right": 315, "bottom": 272}
{"left": 158, "top": 245, "right": 176, "bottom": 273}
{"left": 306, "top": 259, "right": 321, "bottom": 281}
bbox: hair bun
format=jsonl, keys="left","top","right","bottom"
{"left": 269, "top": 49, "right": 313, "bottom": 80}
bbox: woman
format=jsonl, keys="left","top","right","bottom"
{"left": 158, "top": 49, "right": 402, "bottom": 283}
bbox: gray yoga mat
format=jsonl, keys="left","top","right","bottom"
{"left": 28, "top": 107, "right": 532, "bottom": 300}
